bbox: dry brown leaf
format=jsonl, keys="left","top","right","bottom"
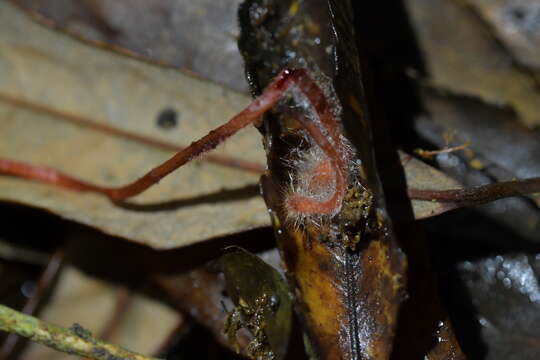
{"left": 21, "top": 267, "right": 181, "bottom": 360}
{"left": 405, "top": 0, "right": 540, "bottom": 126}
{"left": 0, "top": 2, "right": 269, "bottom": 249}
{"left": 464, "top": 0, "right": 540, "bottom": 70}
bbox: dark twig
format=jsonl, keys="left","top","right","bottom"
{"left": 408, "top": 177, "right": 540, "bottom": 207}
{"left": 81, "top": 287, "right": 132, "bottom": 360}
{"left": 151, "top": 319, "right": 186, "bottom": 358}
{"left": 0, "top": 250, "right": 64, "bottom": 359}
{"left": 97, "top": 287, "right": 132, "bottom": 341}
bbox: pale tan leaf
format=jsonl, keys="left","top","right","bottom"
{"left": 0, "top": 2, "right": 269, "bottom": 249}
{"left": 401, "top": 152, "right": 464, "bottom": 219}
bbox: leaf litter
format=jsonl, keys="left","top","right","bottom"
{"left": 0, "top": 1, "right": 268, "bottom": 249}
{"left": 0, "top": 1, "right": 466, "bottom": 250}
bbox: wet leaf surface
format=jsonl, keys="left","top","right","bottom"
{"left": 223, "top": 248, "right": 292, "bottom": 360}
{"left": 424, "top": 208, "right": 540, "bottom": 360}
{"left": 0, "top": 1, "right": 269, "bottom": 249}
{"left": 458, "top": 254, "right": 540, "bottom": 360}
{"left": 415, "top": 78, "right": 540, "bottom": 360}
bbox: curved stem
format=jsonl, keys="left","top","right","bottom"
{"left": 0, "top": 92, "right": 265, "bottom": 174}
{"left": 0, "top": 69, "right": 299, "bottom": 201}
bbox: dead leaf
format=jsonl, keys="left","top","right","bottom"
{"left": 11, "top": 0, "right": 248, "bottom": 92}
{"left": 0, "top": 2, "right": 269, "bottom": 249}
{"left": 464, "top": 0, "right": 540, "bottom": 71}
{"left": 21, "top": 267, "right": 181, "bottom": 360}
{"left": 405, "top": 0, "right": 540, "bottom": 126}
{"left": 401, "top": 151, "right": 463, "bottom": 219}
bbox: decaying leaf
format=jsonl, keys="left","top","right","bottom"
{"left": 463, "top": 0, "right": 540, "bottom": 71}
{"left": 404, "top": 0, "right": 540, "bottom": 126}
{"left": 0, "top": 2, "right": 269, "bottom": 249}
{"left": 21, "top": 267, "right": 180, "bottom": 360}
{"left": 239, "top": 0, "right": 410, "bottom": 358}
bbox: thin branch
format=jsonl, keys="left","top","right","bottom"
{"left": 152, "top": 320, "right": 187, "bottom": 358}
{"left": 408, "top": 177, "right": 540, "bottom": 208}
{"left": 0, "top": 250, "right": 64, "bottom": 358}
{"left": 0, "top": 304, "right": 161, "bottom": 360}
{"left": 413, "top": 142, "right": 470, "bottom": 160}
{"left": 98, "top": 287, "right": 132, "bottom": 341}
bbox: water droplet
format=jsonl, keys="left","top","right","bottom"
{"left": 478, "top": 317, "right": 489, "bottom": 327}
{"left": 21, "top": 280, "right": 35, "bottom": 298}
{"left": 325, "top": 45, "right": 333, "bottom": 55}
{"left": 269, "top": 295, "right": 280, "bottom": 310}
